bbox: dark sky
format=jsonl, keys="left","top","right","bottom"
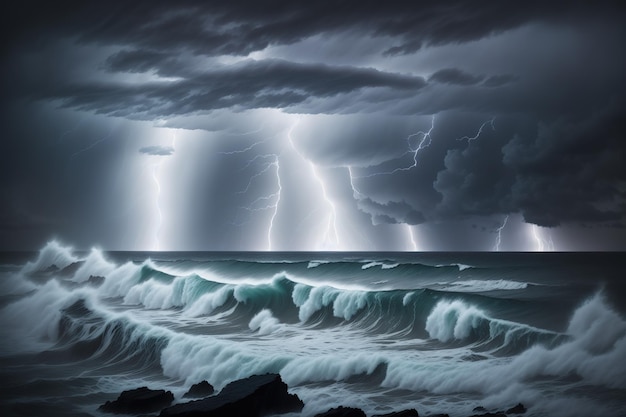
{"left": 2, "top": 1, "right": 625, "bottom": 251}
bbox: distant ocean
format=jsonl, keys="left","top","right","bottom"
{"left": 0, "top": 241, "right": 625, "bottom": 417}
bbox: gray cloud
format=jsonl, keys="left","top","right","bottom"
{"left": 139, "top": 145, "right": 175, "bottom": 156}
{"left": 2, "top": 0, "right": 625, "bottom": 250}
{"left": 46, "top": 59, "right": 427, "bottom": 118}
{"left": 428, "top": 68, "right": 485, "bottom": 86}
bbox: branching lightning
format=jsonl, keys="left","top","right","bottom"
{"left": 493, "top": 215, "right": 509, "bottom": 251}
{"left": 358, "top": 115, "right": 436, "bottom": 178}
{"left": 287, "top": 119, "right": 339, "bottom": 249}
{"left": 457, "top": 117, "right": 495, "bottom": 144}
{"left": 531, "top": 224, "right": 555, "bottom": 252}
{"left": 237, "top": 163, "right": 282, "bottom": 247}
{"left": 226, "top": 135, "right": 282, "bottom": 250}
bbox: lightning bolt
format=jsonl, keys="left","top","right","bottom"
{"left": 237, "top": 158, "right": 281, "bottom": 224}
{"left": 358, "top": 115, "right": 436, "bottom": 178}
{"left": 151, "top": 164, "right": 163, "bottom": 251}
{"left": 219, "top": 139, "right": 267, "bottom": 156}
{"left": 145, "top": 131, "right": 177, "bottom": 251}
{"left": 229, "top": 140, "right": 282, "bottom": 250}
{"left": 288, "top": 119, "right": 340, "bottom": 250}
{"left": 406, "top": 225, "right": 418, "bottom": 251}
{"left": 493, "top": 215, "right": 509, "bottom": 251}
{"left": 457, "top": 117, "right": 495, "bottom": 144}
{"left": 71, "top": 129, "right": 114, "bottom": 158}
{"left": 531, "top": 224, "right": 555, "bottom": 252}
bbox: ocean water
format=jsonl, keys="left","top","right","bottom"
{"left": 0, "top": 242, "right": 625, "bottom": 417}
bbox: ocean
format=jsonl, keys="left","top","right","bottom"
{"left": 0, "top": 241, "right": 624, "bottom": 417}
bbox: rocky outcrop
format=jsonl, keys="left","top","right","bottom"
{"left": 99, "top": 386, "right": 174, "bottom": 414}
{"left": 506, "top": 404, "right": 526, "bottom": 414}
{"left": 160, "top": 373, "right": 303, "bottom": 417}
{"left": 182, "top": 381, "right": 215, "bottom": 398}
{"left": 313, "top": 406, "right": 367, "bottom": 417}
{"left": 373, "top": 410, "right": 419, "bottom": 417}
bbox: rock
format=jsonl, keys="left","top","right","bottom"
{"left": 373, "top": 409, "right": 419, "bottom": 417}
{"left": 99, "top": 386, "right": 174, "bottom": 414}
{"left": 472, "top": 407, "right": 488, "bottom": 413}
{"left": 428, "top": 414, "right": 450, "bottom": 417}
{"left": 468, "top": 413, "right": 506, "bottom": 417}
{"left": 313, "top": 406, "right": 367, "bottom": 417}
{"left": 183, "top": 381, "right": 215, "bottom": 398}
{"left": 160, "top": 373, "right": 303, "bottom": 417}
{"left": 506, "top": 403, "right": 527, "bottom": 414}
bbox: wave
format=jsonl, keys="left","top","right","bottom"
{"left": 21, "top": 240, "right": 79, "bottom": 274}
{"left": 437, "top": 279, "right": 529, "bottom": 293}
{"left": 3, "top": 242, "right": 626, "bottom": 417}
{"left": 383, "top": 293, "right": 626, "bottom": 409}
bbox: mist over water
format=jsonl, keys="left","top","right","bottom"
{"left": 0, "top": 242, "right": 625, "bottom": 416}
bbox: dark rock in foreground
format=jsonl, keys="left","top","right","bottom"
{"left": 160, "top": 373, "right": 303, "bottom": 417}
{"left": 183, "top": 381, "right": 215, "bottom": 398}
{"left": 469, "top": 412, "right": 507, "bottom": 417}
{"left": 506, "top": 403, "right": 527, "bottom": 414}
{"left": 99, "top": 386, "right": 174, "bottom": 414}
{"left": 373, "top": 409, "right": 419, "bottom": 417}
{"left": 314, "top": 406, "right": 367, "bottom": 417}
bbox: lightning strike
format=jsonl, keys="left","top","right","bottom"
{"left": 219, "top": 138, "right": 267, "bottom": 155}
{"left": 151, "top": 164, "right": 163, "bottom": 251}
{"left": 406, "top": 225, "right": 418, "bottom": 251}
{"left": 493, "top": 215, "right": 509, "bottom": 251}
{"left": 457, "top": 117, "right": 495, "bottom": 143}
{"left": 143, "top": 130, "right": 177, "bottom": 251}
{"left": 288, "top": 118, "right": 340, "bottom": 250}
{"left": 531, "top": 224, "right": 555, "bottom": 252}
{"left": 359, "top": 115, "right": 436, "bottom": 178}
{"left": 71, "top": 129, "right": 114, "bottom": 158}
{"left": 229, "top": 141, "right": 282, "bottom": 250}
{"left": 267, "top": 158, "right": 282, "bottom": 250}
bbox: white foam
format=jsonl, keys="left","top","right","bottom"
{"left": 249, "top": 309, "right": 282, "bottom": 335}
{"left": 425, "top": 300, "right": 487, "bottom": 342}
{"left": 307, "top": 260, "right": 330, "bottom": 269}
{"left": 442, "top": 279, "right": 528, "bottom": 292}
{"left": 21, "top": 240, "right": 78, "bottom": 274}
{"left": 361, "top": 261, "right": 399, "bottom": 270}
{"left": 71, "top": 248, "right": 115, "bottom": 283}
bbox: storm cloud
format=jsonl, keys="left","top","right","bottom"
{"left": 1, "top": 0, "right": 625, "bottom": 250}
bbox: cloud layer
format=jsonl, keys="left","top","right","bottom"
{"left": 1, "top": 1, "right": 625, "bottom": 249}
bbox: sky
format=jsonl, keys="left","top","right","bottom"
{"left": 1, "top": 1, "right": 625, "bottom": 251}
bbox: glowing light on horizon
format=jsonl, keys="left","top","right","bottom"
{"left": 493, "top": 215, "right": 509, "bottom": 251}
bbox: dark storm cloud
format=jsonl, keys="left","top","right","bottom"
{"left": 17, "top": 1, "right": 620, "bottom": 55}
{"left": 139, "top": 145, "right": 174, "bottom": 156}
{"left": 428, "top": 68, "right": 484, "bottom": 86}
{"left": 357, "top": 198, "right": 426, "bottom": 226}
{"left": 47, "top": 60, "right": 426, "bottom": 118}
{"left": 2, "top": 0, "right": 626, "bottom": 250}
{"left": 433, "top": 106, "right": 626, "bottom": 227}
